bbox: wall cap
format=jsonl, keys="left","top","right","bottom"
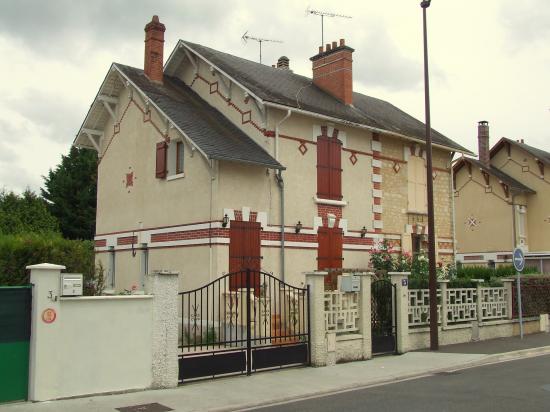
{"left": 438, "top": 280, "right": 450, "bottom": 284}
{"left": 304, "top": 271, "right": 328, "bottom": 276}
{"left": 471, "top": 278, "right": 485, "bottom": 283}
{"left": 149, "top": 270, "right": 180, "bottom": 276}
{"left": 388, "top": 272, "right": 411, "bottom": 276}
{"left": 26, "top": 263, "right": 66, "bottom": 270}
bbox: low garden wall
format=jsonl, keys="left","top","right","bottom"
{"left": 27, "top": 264, "right": 179, "bottom": 401}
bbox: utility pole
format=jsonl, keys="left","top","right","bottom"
{"left": 421, "top": 0, "right": 439, "bottom": 350}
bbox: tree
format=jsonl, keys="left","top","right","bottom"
{"left": 41, "top": 147, "right": 98, "bottom": 240}
{"left": 0, "top": 189, "right": 59, "bottom": 235}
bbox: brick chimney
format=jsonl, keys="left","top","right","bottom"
{"left": 144, "top": 15, "right": 166, "bottom": 83}
{"left": 310, "top": 39, "right": 354, "bottom": 105}
{"left": 478, "top": 121, "right": 490, "bottom": 166}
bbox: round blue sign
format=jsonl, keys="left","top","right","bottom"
{"left": 513, "top": 248, "right": 525, "bottom": 272}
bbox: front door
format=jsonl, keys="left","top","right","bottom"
{"left": 229, "top": 220, "right": 262, "bottom": 293}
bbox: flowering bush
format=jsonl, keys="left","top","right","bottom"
{"left": 369, "top": 240, "right": 396, "bottom": 272}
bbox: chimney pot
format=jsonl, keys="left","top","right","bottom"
{"left": 318, "top": 46, "right": 323, "bottom": 53}
{"left": 340, "top": 38, "right": 345, "bottom": 46}
{"left": 144, "top": 15, "right": 166, "bottom": 84}
{"left": 326, "top": 43, "right": 331, "bottom": 51}
{"left": 477, "top": 120, "right": 490, "bottom": 166}
{"left": 332, "top": 41, "right": 337, "bottom": 49}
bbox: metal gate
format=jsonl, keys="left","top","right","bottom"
{"left": 371, "top": 279, "right": 397, "bottom": 355}
{"left": 0, "top": 286, "right": 32, "bottom": 403}
{"left": 178, "top": 270, "right": 310, "bottom": 383}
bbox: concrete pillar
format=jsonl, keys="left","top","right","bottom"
{"left": 305, "top": 271, "right": 328, "bottom": 367}
{"left": 502, "top": 279, "right": 514, "bottom": 320}
{"left": 358, "top": 272, "right": 373, "bottom": 359}
{"left": 389, "top": 272, "right": 410, "bottom": 354}
{"left": 27, "top": 263, "right": 65, "bottom": 401}
{"left": 146, "top": 270, "right": 179, "bottom": 388}
{"left": 439, "top": 280, "right": 449, "bottom": 329}
{"left": 472, "top": 279, "right": 485, "bottom": 324}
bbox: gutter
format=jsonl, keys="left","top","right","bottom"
{"left": 275, "top": 109, "right": 292, "bottom": 282}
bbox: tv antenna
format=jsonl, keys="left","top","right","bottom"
{"left": 306, "top": 6, "right": 352, "bottom": 47}
{"left": 241, "top": 31, "right": 283, "bottom": 64}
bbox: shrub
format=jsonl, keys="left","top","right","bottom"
{"left": 0, "top": 233, "right": 94, "bottom": 286}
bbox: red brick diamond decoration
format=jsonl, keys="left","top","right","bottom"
{"left": 122, "top": 167, "right": 136, "bottom": 193}
{"left": 298, "top": 141, "right": 308, "bottom": 155}
{"left": 349, "top": 152, "right": 358, "bottom": 165}
{"left": 242, "top": 110, "right": 251, "bottom": 124}
{"left": 209, "top": 82, "right": 219, "bottom": 94}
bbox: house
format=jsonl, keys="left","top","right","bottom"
{"left": 454, "top": 121, "right": 550, "bottom": 272}
{"left": 74, "top": 16, "right": 470, "bottom": 292}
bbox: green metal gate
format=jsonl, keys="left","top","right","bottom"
{"left": 0, "top": 286, "right": 32, "bottom": 403}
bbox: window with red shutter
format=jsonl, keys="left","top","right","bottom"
{"left": 317, "top": 133, "right": 342, "bottom": 200}
{"left": 317, "top": 227, "right": 343, "bottom": 289}
{"left": 229, "top": 221, "right": 262, "bottom": 294}
{"left": 155, "top": 141, "right": 167, "bottom": 178}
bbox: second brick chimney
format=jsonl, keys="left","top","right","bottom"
{"left": 144, "top": 15, "right": 166, "bottom": 83}
{"left": 310, "top": 39, "right": 354, "bottom": 105}
{"left": 478, "top": 121, "right": 490, "bottom": 166}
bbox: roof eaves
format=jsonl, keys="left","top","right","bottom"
{"left": 112, "top": 63, "right": 210, "bottom": 162}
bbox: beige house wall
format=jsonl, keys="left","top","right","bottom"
{"left": 95, "top": 85, "right": 213, "bottom": 235}
{"left": 492, "top": 145, "right": 550, "bottom": 252}
{"left": 454, "top": 166, "right": 514, "bottom": 253}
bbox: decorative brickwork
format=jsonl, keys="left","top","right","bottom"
{"left": 94, "top": 239, "right": 107, "bottom": 247}
{"left": 117, "top": 236, "right": 138, "bottom": 246}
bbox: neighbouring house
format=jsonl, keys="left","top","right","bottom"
{"left": 74, "top": 16, "right": 470, "bottom": 292}
{"left": 454, "top": 121, "right": 550, "bottom": 272}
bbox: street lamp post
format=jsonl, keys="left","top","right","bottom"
{"left": 421, "top": 0, "right": 439, "bottom": 350}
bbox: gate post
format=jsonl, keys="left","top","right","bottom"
{"left": 27, "top": 263, "right": 65, "bottom": 401}
{"left": 146, "top": 270, "right": 179, "bottom": 389}
{"left": 305, "top": 271, "right": 328, "bottom": 366}
{"left": 389, "top": 272, "right": 410, "bottom": 354}
{"left": 358, "top": 272, "right": 373, "bottom": 359}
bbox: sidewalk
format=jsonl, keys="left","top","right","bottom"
{"left": 1, "top": 333, "right": 549, "bottom": 412}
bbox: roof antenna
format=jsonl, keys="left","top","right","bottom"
{"left": 306, "top": 6, "right": 352, "bottom": 47}
{"left": 241, "top": 31, "right": 283, "bottom": 64}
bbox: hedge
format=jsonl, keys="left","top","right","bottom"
{"left": 0, "top": 234, "right": 94, "bottom": 286}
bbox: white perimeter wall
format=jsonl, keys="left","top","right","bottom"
{"left": 55, "top": 296, "right": 153, "bottom": 398}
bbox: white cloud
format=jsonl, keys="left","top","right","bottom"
{"left": 0, "top": 0, "right": 549, "bottom": 193}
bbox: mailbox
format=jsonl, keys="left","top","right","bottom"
{"left": 61, "top": 273, "right": 83, "bottom": 297}
{"left": 340, "top": 274, "right": 360, "bottom": 292}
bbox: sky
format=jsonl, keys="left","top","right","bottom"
{"left": 1, "top": 0, "right": 549, "bottom": 193}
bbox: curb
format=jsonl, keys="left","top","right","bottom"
{"left": 219, "top": 345, "right": 550, "bottom": 412}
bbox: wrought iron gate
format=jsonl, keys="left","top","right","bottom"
{"left": 371, "top": 279, "right": 397, "bottom": 355}
{"left": 178, "top": 270, "right": 310, "bottom": 383}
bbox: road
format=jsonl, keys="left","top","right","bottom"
{"left": 251, "top": 354, "right": 550, "bottom": 412}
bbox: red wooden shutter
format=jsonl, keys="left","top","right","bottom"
{"left": 229, "top": 221, "right": 261, "bottom": 294}
{"left": 317, "top": 227, "right": 330, "bottom": 271}
{"left": 329, "top": 138, "right": 343, "bottom": 200}
{"left": 330, "top": 228, "right": 343, "bottom": 269}
{"left": 155, "top": 141, "right": 167, "bottom": 178}
{"left": 317, "top": 137, "right": 331, "bottom": 199}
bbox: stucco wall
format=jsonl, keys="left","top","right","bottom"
{"left": 454, "top": 165, "right": 515, "bottom": 253}
{"left": 492, "top": 144, "right": 550, "bottom": 252}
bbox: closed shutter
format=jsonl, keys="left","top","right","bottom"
{"left": 155, "top": 141, "right": 167, "bottom": 178}
{"left": 318, "top": 227, "right": 343, "bottom": 289}
{"left": 317, "top": 136, "right": 343, "bottom": 200}
{"left": 317, "top": 137, "right": 331, "bottom": 199}
{"left": 329, "top": 138, "right": 343, "bottom": 200}
{"left": 229, "top": 221, "right": 261, "bottom": 294}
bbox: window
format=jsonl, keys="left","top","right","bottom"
{"left": 317, "top": 134, "right": 342, "bottom": 200}
{"left": 412, "top": 234, "right": 423, "bottom": 256}
{"left": 407, "top": 155, "right": 427, "bottom": 213}
{"left": 176, "top": 142, "right": 184, "bottom": 174}
{"left": 108, "top": 246, "right": 116, "bottom": 289}
{"left": 517, "top": 205, "right": 527, "bottom": 246}
{"left": 165, "top": 139, "right": 185, "bottom": 179}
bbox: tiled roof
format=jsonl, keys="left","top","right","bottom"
{"left": 455, "top": 157, "right": 535, "bottom": 194}
{"left": 180, "top": 40, "right": 471, "bottom": 154}
{"left": 497, "top": 138, "right": 550, "bottom": 165}
{"left": 116, "top": 64, "right": 283, "bottom": 170}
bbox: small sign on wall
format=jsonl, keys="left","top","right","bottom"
{"left": 402, "top": 278, "right": 408, "bottom": 287}
{"left": 41, "top": 308, "right": 57, "bottom": 324}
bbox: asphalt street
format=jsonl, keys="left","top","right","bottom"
{"left": 251, "top": 354, "right": 550, "bottom": 412}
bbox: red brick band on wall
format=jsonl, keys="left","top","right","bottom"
{"left": 95, "top": 239, "right": 107, "bottom": 247}
{"left": 117, "top": 236, "right": 138, "bottom": 245}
